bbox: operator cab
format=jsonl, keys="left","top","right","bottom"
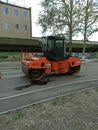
{"left": 42, "top": 36, "right": 66, "bottom": 61}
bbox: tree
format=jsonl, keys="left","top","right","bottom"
{"left": 38, "top": 0, "right": 81, "bottom": 55}
{"left": 38, "top": 0, "right": 98, "bottom": 56}
{"left": 79, "top": 0, "right": 98, "bottom": 58}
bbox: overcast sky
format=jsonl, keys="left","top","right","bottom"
{"left": 1, "top": 0, "right": 98, "bottom": 41}
{"left": 20, "top": 0, "right": 98, "bottom": 41}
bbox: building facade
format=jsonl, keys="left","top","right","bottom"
{"left": 0, "top": 2, "right": 32, "bottom": 39}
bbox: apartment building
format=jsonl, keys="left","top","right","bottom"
{"left": 0, "top": 1, "right": 32, "bottom": 39}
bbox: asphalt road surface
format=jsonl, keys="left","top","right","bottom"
{"left": 0, "top": 60, "right": 98, "bottom": 114}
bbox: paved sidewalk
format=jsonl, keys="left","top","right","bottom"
{"left": 0, "top": 61, "right": 21, "bottom": 68}
{"left": 81, "top": 58, "right": 98, "bottom": 63}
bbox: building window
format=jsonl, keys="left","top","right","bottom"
{"left": 4, "top": 23, "right": 10, "bottom": 29}
{"left": 14, "top": 10, "right": 19, "bottom": 16}
{"left": 15, "top": 24, "right": 19, "bottom": 30}
{"left": 24, "top": 25, "right": 28, "bottom": 31}
{"left": 23, "top": 11, "right": 27, "bottom": 18}
{"left": 3, "top": 8, "right": 8, "bottom": 15}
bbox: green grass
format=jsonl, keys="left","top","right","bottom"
{"left": 12, "top": 111, "right": 24, "bottom": 120}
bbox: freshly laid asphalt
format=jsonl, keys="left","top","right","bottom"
{"left": 0, "top": 59, "right": 98, "bottom": 114}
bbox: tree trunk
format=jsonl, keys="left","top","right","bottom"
{"left": 68, "top": 0, "right": 73, "bottom": 55}
{"left": 82, "top": 0, "right": 89, "bottom": 59}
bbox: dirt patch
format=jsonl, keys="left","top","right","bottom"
{"left": 0, "top": 88, "right": 98, "bottom": 130}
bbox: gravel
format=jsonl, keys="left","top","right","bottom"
{"left": 0, "top": 88, "right": 98, "bottom": 130}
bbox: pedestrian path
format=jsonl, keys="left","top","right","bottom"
{"left": 0, "top": 61, "right": 21, "bottom": 69}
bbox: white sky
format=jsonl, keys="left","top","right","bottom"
{"left": 1, "top": 0, "right": 98, "bottom": 41}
